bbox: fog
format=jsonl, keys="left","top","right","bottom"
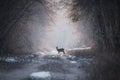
{"left": 5, "top": 0, "right": 93, "bottom": 53}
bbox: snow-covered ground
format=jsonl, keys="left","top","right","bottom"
{"left": 0, "top": 53, "right": 94, "bottom": 80}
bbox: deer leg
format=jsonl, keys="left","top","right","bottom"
{"left": 58, "top": 51, "right": 60, "bottom": 54}
{"left": 63, "top": 51, "right": 65, "bottom": 54}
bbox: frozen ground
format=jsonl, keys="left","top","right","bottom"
{"left": 0, "top": 52, "right": 94, "bottom": 80}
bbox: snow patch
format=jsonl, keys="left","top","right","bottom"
{"left": 5, "top": 58, "right": 16, "bottom": 62}
{"left": 30, "top": 71, "right": 51, "bottom": 79}
{"left": 70, "top": 61, "right": 77, "bottom": 64}
{"left": 35, "top": 50, "right": 58, "bottom": 56}
{"left": 50, "top": 50, "right": 58, "bottom": 55}
{"left": 68, "top": 47, "right": 91, "bottom": 51}
{"left": 68, "top": 55, "right": 76, "bottom": 59}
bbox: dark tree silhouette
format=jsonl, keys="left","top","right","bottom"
{"left": 69, "top": 0, "right": 120, "bottom": 53}
{"left": 69, "top": 0, "right": 120, "bottom": 80}
{"left": 0, "top": 0, "right": 50, "bottom": 55}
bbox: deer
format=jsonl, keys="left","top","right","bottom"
{"left": 56, "top": 47, "right": 65, "bottom": 54}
